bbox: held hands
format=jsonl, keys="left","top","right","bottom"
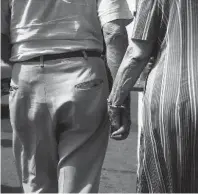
{"left": 108, "top": 97, "right": 131, "bottom": 140}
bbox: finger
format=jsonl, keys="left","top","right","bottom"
{"left": 110, "top": 132, "right": 129, "bottom": 140}
{"left": 109, "top": 116, "right": 121, "bottom": 130}
{"left": 109, "top": 115, "right": 121, "bottom": 134}
{"left": 112, "top": 114, "right": 121, "bottom": 128}
{"left": 111, "top": 126, "right": 125, "bottom": 136}
{"left": 111, "top": 129, "right": 129, "bottom": 138}
{"left": 122, "top": 108, "right": 131, "bottom": 124}
{"left": 111, "top": 124, "right": 130, "bottom": 140}
{"left": 110, "top": 125, "right": 117, "bottom": 135}
{"left": 110, "top": 135, "right": 123, "bottom": 140}
{"left": 121, "top": 110, "right": 131, "bottom": 133}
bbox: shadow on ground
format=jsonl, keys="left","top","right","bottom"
{"left": 1, "top": 139, "right": 12, "bottom": 148}
{"left": 1, "top": 185, "right": 22, "bottom": 193}
{"left": 1, "top": 104, "right": 9, "bottom": 119}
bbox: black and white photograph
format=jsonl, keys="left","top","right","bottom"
{"left": 1, "top": 0, "right": 198, "bottom": 193}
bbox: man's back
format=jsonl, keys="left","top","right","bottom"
{"left": 6, "top": 0, "right": 103, "bottom": 61}
{"left": 3, "top": 0, "right": 132, "bottom": 62}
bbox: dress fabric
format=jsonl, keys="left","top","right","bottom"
{"left": 133, "top": 0, "right": 198, "bottom": 193}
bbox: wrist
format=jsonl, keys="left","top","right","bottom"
{"left": 107, "top": 98, "right": 125, "bottom": 109}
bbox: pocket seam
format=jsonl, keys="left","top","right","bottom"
{"left": 75, "top": 79, "right": 104, "bottom": 90}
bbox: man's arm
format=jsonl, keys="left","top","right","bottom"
{"left": 97, "top": 0, "right": 133, "bottom": 81}
{"left": 97, "top": 0, "right": 133, "bottom": 140}
{"left": 102, "top": 19, "right": 129, "bottom": 81}
{"left": 102, "top": 20, "right": 132, "bottom": 140}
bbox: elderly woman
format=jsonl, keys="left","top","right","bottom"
{"left": 108, "top": 0, "right": 198, "bottom": 193}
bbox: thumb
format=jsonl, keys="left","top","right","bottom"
{"left": 111, "top": 126, "right": 125, "bottom": 136}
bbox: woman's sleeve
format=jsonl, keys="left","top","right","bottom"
{"left": 108, "top": 0, "right": 162, "bottom": 106}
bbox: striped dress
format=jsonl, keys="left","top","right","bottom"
{"left": 108, "top": 0, "right": 198, "bottom": 192}
{"left": 135, "top": 0, "right": 198, "bottom": 192}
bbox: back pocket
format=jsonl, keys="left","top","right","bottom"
{"left": 75, "top": 79, "right": 103, "bottom": 90}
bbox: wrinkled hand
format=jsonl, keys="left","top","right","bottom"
{"left": 108, "top": 98, "right": 131, "bottom": 140}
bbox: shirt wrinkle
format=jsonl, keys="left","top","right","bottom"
{"left": 1, "top": 0, "right": 132, "bottom": 61}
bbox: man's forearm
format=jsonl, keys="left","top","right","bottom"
{"left": 103, "top": 20, "right": 129, "bottom": 81}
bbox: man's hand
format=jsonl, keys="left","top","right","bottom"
{"left": 108, "top": 97, "right": 131, "bottom": 140}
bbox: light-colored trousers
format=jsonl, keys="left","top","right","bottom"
{"left": 9, "top": 56, "right": 109, "bottom": 193}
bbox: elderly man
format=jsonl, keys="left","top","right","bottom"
{"left": 1, "top": 0, "right": 132, "bottom": 193}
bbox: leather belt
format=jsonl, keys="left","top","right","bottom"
{"left": 25, "top": 50, "right": 102, "bottom": 62}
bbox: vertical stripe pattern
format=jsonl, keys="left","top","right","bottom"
{"left": 135, "top": 0, "right": 198, "bottom": 192}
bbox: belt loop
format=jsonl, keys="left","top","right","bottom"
{"left": 40, "top": 56, "right": 44, "bottom": 68}
{"left": 82, "top": 51, "right": 88, "bottom": 60}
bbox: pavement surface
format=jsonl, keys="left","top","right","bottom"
{"left": 1, "top": 92, "right": 139, "bottom": 193}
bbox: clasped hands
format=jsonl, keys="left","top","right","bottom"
{"left": 107, "top": 97, "right": 131, "bottom": 140}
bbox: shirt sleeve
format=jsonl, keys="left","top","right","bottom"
{"left": 97, "top": 0, "right": 133, "bottom": 26}
{"left": 1, "top": 0, "right": 11, "bottom": 36}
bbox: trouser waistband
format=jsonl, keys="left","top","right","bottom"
{"left": 24, "top": 50, "right": 103, "bottom": 62}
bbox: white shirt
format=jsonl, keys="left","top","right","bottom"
{"left": 1, "top": 0, "right": 132, "bottom": 62}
